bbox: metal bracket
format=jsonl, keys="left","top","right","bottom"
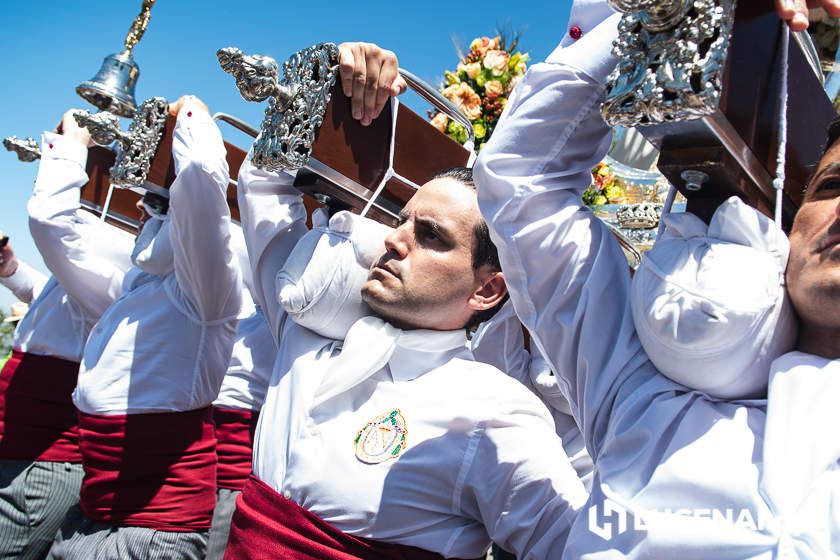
{"left": 73, "top": 97, "right": 169, "bottom": 188}
{"left": 602, "top": 0, "right": 737, "bottom": 127}
{"left": 218, "top": 43, "right": 340, "bottom": 172}
{"left": 3, "top": 136, "right": 40, "bottom": 162}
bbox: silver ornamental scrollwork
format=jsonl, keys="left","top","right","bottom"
{"left": 217, "top": 43, "right": 340, "bottom": 172}
{"left": 74, "top": 97, "right": 169, "bottom": 188}
{"left": 602, "top": 0, "right": 737, "bottom": 127}
{"left": 3, "top": 136, "right": 41, "bottom": 162}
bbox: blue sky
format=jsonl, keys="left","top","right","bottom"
{"left": 0, "top": 0, "right": 574, "bottom": 310}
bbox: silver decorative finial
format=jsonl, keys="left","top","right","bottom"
{"left": 3, "top": 136, "right": 41, "bottom": 162}
{"left": 73, "top": 97, "right": 169, "bottom": 189}
{"left": 217, "top": 43, "right": 340, "bottom": 172}
{"left": 72, "top": 110, "right": 126, "bottom": 147}
{"left": 217, "top": 47, "right": 298, "bottom": 107}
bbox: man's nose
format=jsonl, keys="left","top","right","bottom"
{"left": 383, "top": 225, "right": 410, "bottom": 258}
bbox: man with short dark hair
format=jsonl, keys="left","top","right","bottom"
{"left": 474, "top": 1, "right": 840, "bottom": 557}
{"left": 224, "top": 42, "right": 587, "bottom": 559}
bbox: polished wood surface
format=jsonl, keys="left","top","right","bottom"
{"left": 81, "top": 146, "right": 142, "bottom": 233}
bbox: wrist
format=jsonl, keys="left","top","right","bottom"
{"left": 0, "top": 259, "right": 19, "bottom": 278}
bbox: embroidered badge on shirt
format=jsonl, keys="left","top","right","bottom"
{"left": 354, "top": 409, "right": 407, "bottom": 464}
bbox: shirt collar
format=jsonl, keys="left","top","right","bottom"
{"left": 388, "top": 328, "right": 468, "bottom": 382}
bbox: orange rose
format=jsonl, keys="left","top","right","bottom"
{"left": 442, "top": 82, "right": 482, "bottom": 121}
{"left": 470, "top": 36, "right": 493, "bottom": 57}
{"left": 458, "top": 61, "right": 482, "bottom": 79}
{"left": 430, "top": 112, "right": 448, "bottom": 133}
{"left": 483, "top": 49, "right": 510, "bottom": 76}
{"left": 484, "top": 80, "right": 504, "bottom": 98}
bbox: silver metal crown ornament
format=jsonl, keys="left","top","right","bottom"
{"left": 76, "top": 0, "right": 156, "bottom": 118}
{"left": 217, "top": 43, "right": 340, "bottom": 172}
{"left": 601, "top": 0, "right": 737, "bottom": 127}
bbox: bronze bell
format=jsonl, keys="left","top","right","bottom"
{"left": 76, "top": 50, "right": 140, "bottom": 118}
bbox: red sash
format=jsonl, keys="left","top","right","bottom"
{"left": 78, "top": 407, "right": 217, "bottom": 531}
{"left": 225, "top": 475, "right": 481, "bottom": 560}
{"left": 213, "top": 407, "right": 259, "bottom": 491}
{"left": 0, "top": 350, "right": 81, "bottom": 462}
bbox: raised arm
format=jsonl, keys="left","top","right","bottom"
{"left": 236, "top": 156, "right": 307, "bottom": 340}
{"left": 473, "top": 10, "right": 654, "bottom": 456}
{"left": 237, "top": 41, "right": 407, "bottom": 338}
{"left": 27, "top": 115, "right": 130, "bottom": 322}
{"left": 167, "top": 96, "right": 241, "bottom": 323}
{"left": 0, "top": 240, "right": 48, "bottom": 304}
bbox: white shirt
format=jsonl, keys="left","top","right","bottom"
{"left": 471, "top": 301, "right": 593, "bottom": 488}
{"left": 237, "top": 157, "right": 587, "bottom": 559}
{"left": 474, "top": 9, "right": 840, "bottom": 558}
{"left": 27, "top": 133, "right": 135, "bottom": 330}
{"left": 213, "top": 297, "right": 276, "bottom": 411}
{"left": 0, "top": 261, "right": 85, "bottom": 362}
{"left": 33, "top": 98, "right": 241, "bottom": 415}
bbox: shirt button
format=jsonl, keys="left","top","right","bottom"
{"left": 309, "top": 428, "right": 319, "bottom": 437}
{"left": 569, "top": 25, "right": 582, "bottom": 40}
{"left": 283, "top": 490, "right": 291, "bottom": 500}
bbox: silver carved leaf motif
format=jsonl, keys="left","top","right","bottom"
{"left": 218, "top": 43, "right": 340, "bottom": 172}
{"left": 109, "top": 97, "right": 169, "bottom": 188}
{"left": 3, "top": 136, "right": 40, "bottom": 162}
{"left": 602, "top": 0, "right": 737, "bottom": 127}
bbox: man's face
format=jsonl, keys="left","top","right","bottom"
{"left": 361, "top": 178, "right": 502, "bottom": 331}
{"left": 787, "top": 139, "right": 840, "bottom": 339}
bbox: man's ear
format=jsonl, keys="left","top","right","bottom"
{"left": 468, "top": 269, "right": 507, "bottom": 311}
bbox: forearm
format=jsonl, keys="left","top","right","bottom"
{"left": 0, "top": 260, "right": 48, "bottom": 304}
{"left": 473, "top": 13, "right": 647, "bottom": 453}
{"left": 236, "top": 155, "right": 308, "bottom": 339}
{"left": 168, "top": 97, "right": 242, "bottom": 322}
{"left": 28, "top": 133, "right": 125, "bottom": 319}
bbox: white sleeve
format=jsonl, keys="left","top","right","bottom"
{"left": 474, "top": 13, "right": 654, "bottom": 457}
{"left": 167, "top": 97, "right": 242, "bottom": 323}
{"left": 0, "top": 260, "right": 48, "bottom": 304}
{"left": 236, "top": 155, "right": 308, "bottom": 341}
{"left": 460, "top": 397, "right": 587, "bottom": 558}
{"left": 27, "top": 132, "right": 126, "bottom": 321}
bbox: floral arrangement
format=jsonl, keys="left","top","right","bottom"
{"left": 808, "top": 9, "right": 840, "bottom": 113}
{"left": 429, "top": 35, "right": 529, "bottom": 151}
{"left": 582, "top": 162, "right": 627, "bottom": 206}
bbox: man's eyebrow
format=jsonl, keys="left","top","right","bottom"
{"left": 415, "top": 215, "right": 451, "bottom": 239}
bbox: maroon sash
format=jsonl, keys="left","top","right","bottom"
{"left": 78, "top": 407, "right": 217, "bottom": 531}
{"left": 213, "top": 406, "right": 259, "bottom": 491}
{"left": 0, "top": 350, "right": 81, "bottom": 462}
{"left": 225, "top": 475, "right": 482, "bottom": 560}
